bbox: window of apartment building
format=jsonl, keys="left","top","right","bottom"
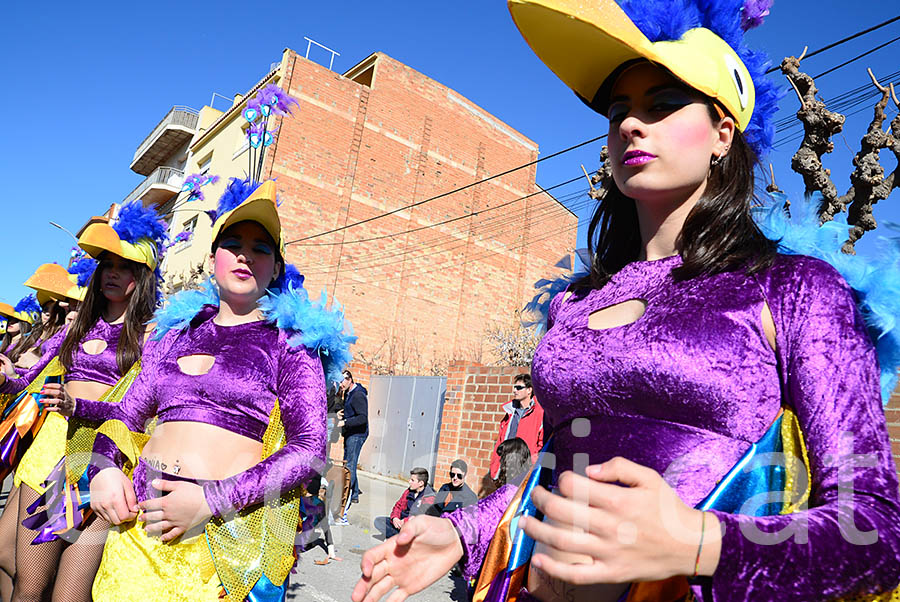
{"left": 198, "top": 154, "right": 213, "bottom": 175}
{"left": 235, "top": 124, "right": 250, "bottom": 158}
{"left": 172, "top": 216, "right": 198, "bottom": 253}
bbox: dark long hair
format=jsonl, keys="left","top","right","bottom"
{"left": 6, "top": 320, "right": 37, "bottom": 363}
{"left": 579, "top": 106, "right": 777, "bottom": 290}
{"left": 7, "top": 300, "right": 66, "bottom": 362}
{"left": 60, "top": 254, "right": 157, "bottom": 376}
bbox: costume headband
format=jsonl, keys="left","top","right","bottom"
{"left": 208, "top": 179, "right": 284, "bottom": 256}
{"left": 508, "top": 0, "right": 779, "bottom": 156}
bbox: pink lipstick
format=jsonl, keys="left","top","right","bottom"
{"left": 622, "top": 150, "right": 657, "bottom": 166}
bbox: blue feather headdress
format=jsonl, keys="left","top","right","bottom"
{"left": 67, "top": 257, "right": 97, "bottom": 288}
{"left": 14, "top": 295, "right": 41, "bottom": 323}
{"left": 616, "top": 0, "right": 781, "bottom": 157}
{"left": 152, "top": 265, "right": 354, "bottom": 382}
{"left": 754, "top": 194, "right": 900, "bottom": 404}
{"left": 206, "top": 177, "right": 261, "bottom": 224}
{"left": 114, "top": 201, "right": 168, "bottom": 250}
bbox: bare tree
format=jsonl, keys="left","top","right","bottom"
{"left": 485, "top": 313, "right": 541, "bottom": 367}
{"left": 781, "top": 51, "right": 900, "bottom": 253}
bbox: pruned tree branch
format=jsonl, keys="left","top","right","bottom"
{"left": 780, "top": 55, "right": 846, "bottom": 220}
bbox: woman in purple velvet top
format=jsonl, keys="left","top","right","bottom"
{"left": 352, "top": 1, "right": 900, "bottom": 601}
{"left": 0, "top": 209, "right": 160, "bottom": 602}
{"left": 45, "top": 179, "right": 349, "bottom": 601}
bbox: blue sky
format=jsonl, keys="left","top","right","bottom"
{"left": 1, "top": 1, "right": 898, "bottom": 303}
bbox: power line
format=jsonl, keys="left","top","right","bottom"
{"left": 302, "top": 189, "right": 588, "bottom": 274}
{"left": 812, "top": 34, "right": 900, "bottom": 80}
{"left": 284, "top": 134, "right": 607, "bottom": 245}
{"left": 293, "top": 174, "right": 585, "bottom": 247}
{"left": 318, "top": 214, "right": 588, "bottom": 284}
{"left": 302, "top": 186, "right": 591, "bottom": 275}
{"left": 765, "top": 14, "right": 900, "bottom": 74}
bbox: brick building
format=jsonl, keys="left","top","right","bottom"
{"left": 163, "top": 47, "right": 577, "bottom": 374}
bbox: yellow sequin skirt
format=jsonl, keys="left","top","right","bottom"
{"left": 15, "top": 412, "right": 66, "bottom": 493}
{"left": 92, "top": 520, "right": 221, "bottom": 602}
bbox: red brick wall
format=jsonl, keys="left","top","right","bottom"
{"left": 887, "top": 390, "right": 900, "bottom": 481}
{"left": 432, "top": 366, "right": 900, "bottom": 495}
{"left": 268, "top": 50, "right": 576, "bottom": 374}
{"left": 434, "top": 362, "right": 529, "bottom": 496}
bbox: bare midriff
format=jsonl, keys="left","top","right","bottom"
{"left": 526, "top": 540, "right": 629, "bottom": 602}
{"left": 67, "top": 380, "right": 113, "bottom": 405}
{"left": 141, "top": 421, "right": 263, "bottom": 480}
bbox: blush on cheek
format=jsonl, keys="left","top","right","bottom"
{"left": 213, "top": 247, "right": 239, "bottom": 281}
{"left": 670, "top": 121, "right": 712, "bottom": 149}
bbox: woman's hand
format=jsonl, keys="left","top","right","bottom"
{"left": 138, "top": 480, "right": 213, "bottom": 542}
{"left": 0, "top": 354, "right": 14, "bottom": 379}
{"left": 90, "top": 467, "right": 138, "bottom": 525}
{"left": 41, "top": 382, "right": 75, "bottom": 416}
{"left": 520, "top": 457, "right": 722, "bottom": 585}
{"left": 352, "top": 515, "right": 464, "bottom": 602}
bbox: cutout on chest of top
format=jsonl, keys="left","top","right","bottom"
{"left": 587, "top": 299, "right": 647, "bottom": 330}
{"left": 177, "top": 355, "right": 216, "bottom": 376}
{"left": 81, "top": 339, "right": 108, "bottom": 355}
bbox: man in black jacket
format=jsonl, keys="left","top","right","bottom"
{"left": 429, "top": 459, "right": 477, "bottom": 515}
{"left": 336, "top": 370, "right": 368, "bottom": 524}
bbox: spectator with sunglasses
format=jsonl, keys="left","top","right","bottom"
{"left": 430, "top": 460, "right": 477, "bottom": 515}
{"left": 489, "top": 373, "right": 544, "bottom": 479}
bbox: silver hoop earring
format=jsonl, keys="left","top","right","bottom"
{"left": 711, "top": 155, "right": 723, "bottom": 167}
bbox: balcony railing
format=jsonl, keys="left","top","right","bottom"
{"left": 122, "top": 166, "right": 184, "bottom": 206}
{"left": 130, "top": 106, "right": 199, "bottom": 174}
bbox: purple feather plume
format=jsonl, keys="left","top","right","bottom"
{"left": 741, "top": 0, "right": 772, "bottom": 30}
{"left": 181, "top": 173, "right": 220, "bottom": 202}
{"left": 67, "top": 257, "right": 97, "bottom": 288}
{"left": 258, "top": 83, "right": 300, "bottom": 116}
{"left": 14, "top": 295, "right": 41, "bottom": 315}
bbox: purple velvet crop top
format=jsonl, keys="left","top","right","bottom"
{"left": 74, "top": 306, "right": 327, "bottom": 519}
{"left": 0, "top": 319, "right": 124, "bottom": 394}
{"left": 446, "top": 254, "right": 900, "bottom": 600}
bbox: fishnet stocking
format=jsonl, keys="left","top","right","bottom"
{"left": 12, "top": 485, "right": 61, "bottom": 602}
{"left": 11, "top": 486, "right": 107, "bottom": 602}
{"left": 0, "top": 484, "right": 21, "bottom": 602}
{"left": 51, "top": 514, "right": 108, "bottom": 602}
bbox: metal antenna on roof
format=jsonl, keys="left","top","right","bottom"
{"left": 304, "top": 37, "right": 341, "bottom": 71}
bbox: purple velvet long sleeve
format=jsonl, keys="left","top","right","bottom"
{"left": 445, "top": 484, "right": 517, "bottom": 580}
{"left": 705, "top": 257, "right": 900, "bottom": 599}
{"left": 201, "top": 342, "right": 327, "bottom": 517}
{"left": 0, "top": 329, "right": 66, "bottom": 394}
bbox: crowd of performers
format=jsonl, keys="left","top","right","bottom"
{"left": 6, "top": 0, "right": 900, "bottom": 601}
{"left": 0, "top": 178, "right": 353, "bottom": 601}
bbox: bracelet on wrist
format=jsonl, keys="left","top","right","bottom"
{"left": 692, "top": 511, "right": 706, "bottom": 578}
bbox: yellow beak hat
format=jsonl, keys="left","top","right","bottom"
{"left": 1, "top": 295, "right": 42, "bottom": 324}
{"left": 507, "top": 0, "right": 779, "bottom": 157}
{"left": 23, "top": 262, "right": 92, "bottom": 304}
{"left": 209, "top": 178, "right": 284, "bottom": 256}
{"left": 78, "top": 201, "right": 168, "bottom": 271}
